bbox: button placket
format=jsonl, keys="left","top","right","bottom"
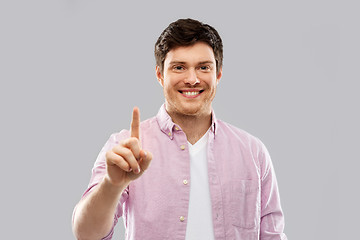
{"left": 175, "top": 130, "right": 188, "bottom": 227}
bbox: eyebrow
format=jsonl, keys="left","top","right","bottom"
{"left": 169, "top": 61, "right": 186, "bottom": 65}
{"left": 169, "top": 60, "right": 215, "bottom": 65}
{"left": 198, "top": 61, "right": 215, "bottom": 65}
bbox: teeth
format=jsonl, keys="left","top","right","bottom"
{"left": 183, "top": 91, "right": 200, "bottom": 96}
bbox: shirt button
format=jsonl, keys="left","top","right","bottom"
{"left": 180, "top": 145, "right": 186, "bottom": 150}
{"left": 168, "top": 132, "right": 172, "bottom": 136}
{"left": 179, "top": 216, "right": 185, "bottom": 222}
{"left": 183, "top": 179, "right": 188, "bottom": 185}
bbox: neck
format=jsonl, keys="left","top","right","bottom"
{"left": 167, "top": 108, "right": 212, "bottom": 145}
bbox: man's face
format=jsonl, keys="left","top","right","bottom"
{"left": 156, "top": 42, "right": 222, "bottom": 117}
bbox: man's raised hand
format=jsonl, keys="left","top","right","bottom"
{"left": 105, "top": 107, "right": 153, "bottom": 187}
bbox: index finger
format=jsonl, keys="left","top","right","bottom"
{"left": 130, "top": 106, "right": 140, "bottom": 139}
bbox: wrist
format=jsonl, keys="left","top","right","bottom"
{"left": 103, "top": 175, "right": 130, "bottom": 193}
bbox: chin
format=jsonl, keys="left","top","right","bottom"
{"left": 180, "top": 109, "right": 199, "bottom": 116}
{"left": 166, "top": 99, "right": 210, "bottom": 117}
{"left": 178, "top": 105, "right": 206, "bottom": 116}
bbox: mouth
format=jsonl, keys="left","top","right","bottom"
{"left": 178, "top": 90, "right": 204, "bottom": 98}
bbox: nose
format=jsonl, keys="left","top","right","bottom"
{"left": 184, "top": 68, "right": 200, "bottom": 85}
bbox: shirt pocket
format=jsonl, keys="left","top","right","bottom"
{"left": 229, "top": 179, "right": 260, "bottom": 229}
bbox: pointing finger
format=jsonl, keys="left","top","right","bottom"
{"left": 131, "top": 107, "right": 140, "bottom": 139}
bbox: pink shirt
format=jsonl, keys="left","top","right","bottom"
{"left": 82, "top": 105, "right": 287, "bottom": 240}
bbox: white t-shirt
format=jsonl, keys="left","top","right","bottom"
{"left": 185, "top": 130, "right": 215, "bottom": 240}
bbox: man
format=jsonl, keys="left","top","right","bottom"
{"left": 73, "top": 18, "right": 287, "bottom": 240}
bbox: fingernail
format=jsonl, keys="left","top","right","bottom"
{"left": 136, "top": 166, "right": 141, "bottom": 173}
{"left": 144, "top": 151, "right": 147, "bottom": 159}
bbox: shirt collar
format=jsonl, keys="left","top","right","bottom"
{"left": 156, "top": 103, "right": 218, "bottom": 140}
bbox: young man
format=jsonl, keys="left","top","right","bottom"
{"left": 73, "top": 18, "right": 287, "bottom": 240}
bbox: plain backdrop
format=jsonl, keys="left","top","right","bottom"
{"left": 1, "top": 0, "right": 359, "bottom": 239}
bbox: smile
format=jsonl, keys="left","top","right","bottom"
{"left": 179, "top": 90, "right": 204, "bottom": 98}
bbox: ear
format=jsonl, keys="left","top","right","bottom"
{"left": 216, "top": 68, "right": 223, "bottom": 85}
{"left": 155, "top": 66, "right": 164, "bottom": 87}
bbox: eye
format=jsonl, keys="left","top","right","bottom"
{"left": 173, "top": 65, "right": 185, "bottom": 71}
{"left": 199, "top": 65, "right": 211, "bottom": 71}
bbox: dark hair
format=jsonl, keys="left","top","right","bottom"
{"left": 155, "top": 18, "right": 223, "bottom": 75}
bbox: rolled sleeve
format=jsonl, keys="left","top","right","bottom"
{"left": 77, "top": 130, "right": 131, "bottom": 239}
{"left": 101, "top": 188, "right": 128, "bottom": 240}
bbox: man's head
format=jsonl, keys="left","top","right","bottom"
{"left": 155, "top": 18, "right": 223, "bottom": 76}
{"left": 154, "top": 19, "right": 223, "bottom": 117}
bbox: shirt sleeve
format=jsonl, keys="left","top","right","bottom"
{"left": 76, "top": 130, "right": 131, "bottom": 240}
{"left": 258, "top": 140, "right": 288, "bottom": 240}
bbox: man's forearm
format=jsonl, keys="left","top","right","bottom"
{"left": 73, "top": 177, "right": 128, "bottom": 240}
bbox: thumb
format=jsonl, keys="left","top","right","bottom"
{"left": 139, "top": 150, "right": 152, "bottom": 172}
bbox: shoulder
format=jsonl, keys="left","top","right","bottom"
{"left": 140, "top": 115, "right": 158, "bottom": 130}
{"left": 216, "top": 119, "right": 272, "bottom": 174}
{"left": 216, "top": 120, "right": 261, "bottom": 143}
{"left": 139, "top": 115, "right": 159, "bottom": 137}
{"left": 216, "top": 119, "right": 269, "bottom": 155}
{"left": 107, "top": 115, "right": 159, "bottom": 143}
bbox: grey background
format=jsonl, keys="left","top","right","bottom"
{"left": 0, "top": 0, "right": 358, "bottom": 239}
